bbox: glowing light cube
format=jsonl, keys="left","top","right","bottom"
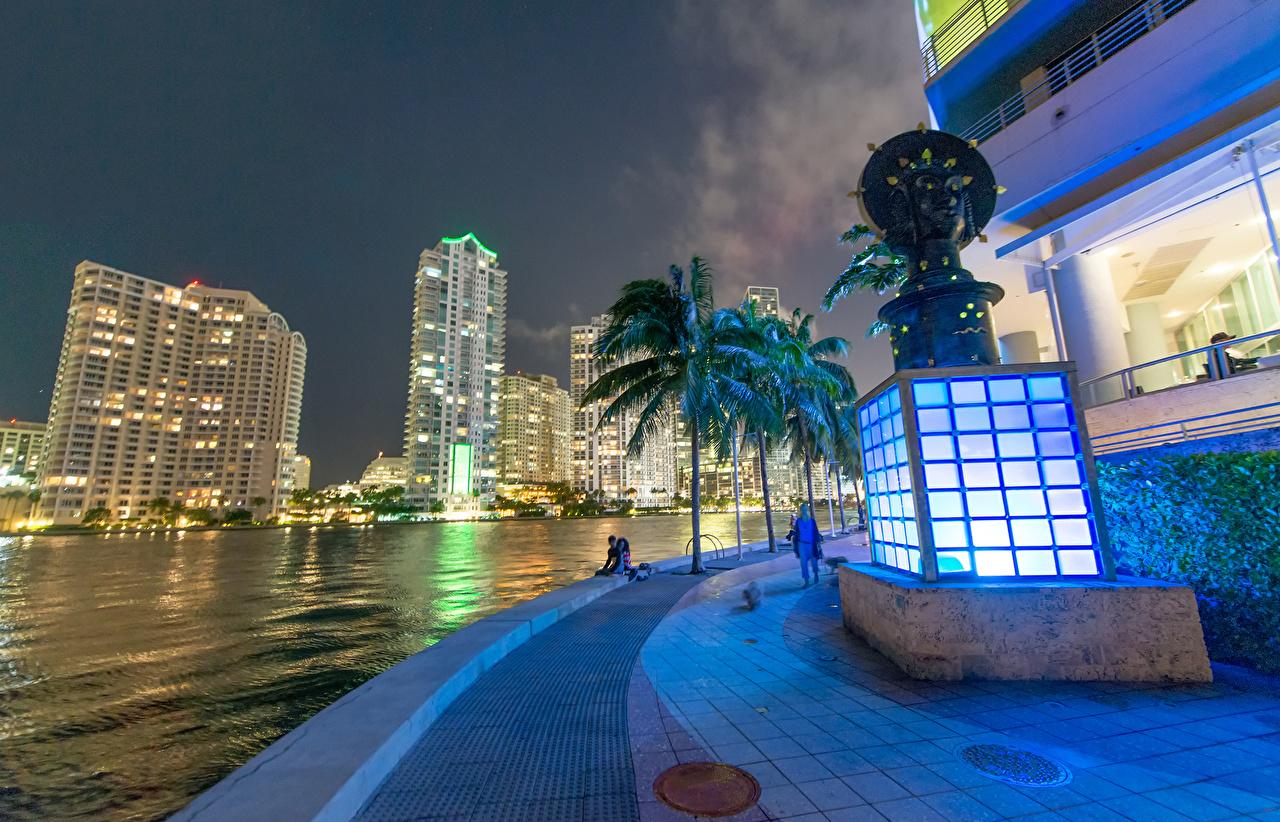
{"left": 857, "top": 365, "right": 1115, "bottom": 581}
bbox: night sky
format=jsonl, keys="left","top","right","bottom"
{"left": 0, "top": 1, "right": 925, "bottom": 486}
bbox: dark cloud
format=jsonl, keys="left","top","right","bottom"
{"left": 0, "top": 1, "right": 924, "bottom": 484}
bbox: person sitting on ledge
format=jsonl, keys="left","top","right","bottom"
{"left": 618, "top": 537, "right": 631, "bottom": 574}
{"left": 596, "top": 535, "right": 620, "bottom": 576}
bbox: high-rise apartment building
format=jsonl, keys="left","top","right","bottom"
{"left": 358, "top": 454, "right": 409, "bottom": 489}
{"left": 497, "top": 372, "right": 570, "bottom": 485}
{"left": 293, "top": 454, "right": 312, "bottom": 491}
{"left": 742, "top": 286, "right": 781, "bottom": 317}
{"left": 403, "top": 233, "right": 507, "bottom": 512}
{"left": 37, "top": 261, "right": 306, "bottom": 524}
{"left": 0, "top": 420, "right": 45, "bottom": 484}
{"left": 570, "top": 317, "right": 677, "bottom": 508}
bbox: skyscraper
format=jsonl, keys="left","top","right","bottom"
{"left": 292, "top": 454, "right": 312, "bottom": 491}
{"left": 497, "top": 372, "right": 571, "bottom": 485}
{"left": 37, "top": 261, "right": 306, "bottom": 524}
{"left": 569, "top": 317, "right": 676, "bottom": 507}
{"left": 0, "top": 419, "right": 45, "bottom": 484}
{"left": 404, "top": 233, "right": 507, "bottom": 512}
{"left": 742, "top": 285, "right": 780, "bottom": 317}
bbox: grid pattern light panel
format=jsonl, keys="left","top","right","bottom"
{"left": 858, "top": 383, "right": 922, "bottom": 575}
{"left": 913, "top": 373, "right": 1103, "bottom": 578}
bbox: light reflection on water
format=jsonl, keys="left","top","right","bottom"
{"left": 0, "top": 513, "right": 774, "bottom": 820}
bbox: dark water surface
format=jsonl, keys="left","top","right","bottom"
{"left": 0, "top": 513, "right": 774, "bottom": 820}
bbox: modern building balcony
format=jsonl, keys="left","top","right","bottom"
{"left": 975, "top": 0, "right": 1280, "bottom": 240}
{"left": 920, "top": 0, "right": 1140, "bottom": 125}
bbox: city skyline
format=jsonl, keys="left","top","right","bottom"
{"left": 0, "top": 2, "right": 919, "bottom": 486}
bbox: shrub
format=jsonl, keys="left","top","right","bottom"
{"left": 1097, "top": 451, "right": 1280, "bottom": 673}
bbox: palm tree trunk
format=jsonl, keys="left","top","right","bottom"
{"left": 800, "top": 419, "right": 816, "bottom": 513}
{"left": 835, "top": 467, "right": 847, "bottom": 531}
{"left": 731, "top": 428, "right": 742, "bottom": 560}
{"left": 757, "top": 431, "right": 776, "bottom": 553}
{"left": 689, "top": 417, "right": 704, "bottom": 574}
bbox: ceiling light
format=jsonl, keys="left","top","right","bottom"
{"left": 1165, "top": 310, "right": 1183, "bottom": 319}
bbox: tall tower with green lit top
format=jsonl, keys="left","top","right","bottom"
{"left": 403, "top": 232, "right": 507, "bottom": 513}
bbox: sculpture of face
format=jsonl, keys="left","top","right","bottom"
{"left": 911, "top": 173, "right": 969, "bottom": 245}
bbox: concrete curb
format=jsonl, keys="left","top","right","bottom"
{"left": 173, "top": 536, "right": 776, "bottom": 822}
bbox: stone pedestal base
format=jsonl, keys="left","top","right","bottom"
{"left": 839, "top": 563, "right": 1211, "bottom": 682}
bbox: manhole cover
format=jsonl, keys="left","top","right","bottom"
{"left": 960, "top": 744, "right": 1071, "bottom": 787}
{"left": 654, "top": 762, "right": 761, "bottom": 817}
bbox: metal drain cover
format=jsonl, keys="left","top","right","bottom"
{"left": 960, "top": 744, "right": 1072, "bottom": 787}
{"left": 654, "top": 762, "right": 761, "bottom": 817}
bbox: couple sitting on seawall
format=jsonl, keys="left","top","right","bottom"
{"left": 596, "top": 534, "right": 650, "bottom": 581}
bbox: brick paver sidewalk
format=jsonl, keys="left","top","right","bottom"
{"left": 358, "top": 551, "right": 781, "bottom": 821}
{"left": 639, "top": 556, "right": 1280, "bottom": 821}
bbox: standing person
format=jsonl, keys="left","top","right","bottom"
{"left": 793, "top": 504, "right": 823, "bottom": 587}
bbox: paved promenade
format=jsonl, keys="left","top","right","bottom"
{"left": 352, "top": 534, "right": 1280, "bottom": 821}
{"left": 640, "top": 551, "right": 1280, "bottom": 821}
{"left": 358, "top": 550, "right": 781, "bottom": 822}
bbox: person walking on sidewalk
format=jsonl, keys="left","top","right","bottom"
{"left": 793, "top": 504, "right": 823, "bottom": 587}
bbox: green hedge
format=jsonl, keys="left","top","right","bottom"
{"left": 1097, "top": 451, "right": 1280, "bottom": 673}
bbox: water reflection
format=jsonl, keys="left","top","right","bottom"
{"left": 0, "top": 512, "right": 773, "bottom": 820}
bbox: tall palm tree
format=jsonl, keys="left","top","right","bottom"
{"left": 584, "top": 258, "right": 770, "bottom": 574}
{"left": 775, "top": 309, "right": 856, "bottom": 513}
{"left": 710, "top": 300, "right": 786, "bottom": 553}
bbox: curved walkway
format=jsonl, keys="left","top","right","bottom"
{"left": 638, "top": 555, "right": 1280, "bottom": 821}
{"left": 357, "top": 552, "right": 781, "bottom": 822}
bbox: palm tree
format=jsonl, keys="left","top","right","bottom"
{"left": 583, "top": 258, "right": 770, "bottom": 574}
{"left": 774, "top": 309, "right": 856, "bottom": 513}
{"left": 709, "top": 300, "right": 786, "bottom": 553}
{"left": 823, "top": 224, "right": 907, "bottom": 339}
{"left": 145, "top": 497, "right": 171, "bottom": 524}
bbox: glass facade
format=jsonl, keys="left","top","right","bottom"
{"left": 859, "top": 368, "right": 1109, "bottom": 580}
{"left": 1174, "top": 249, "right": 1280, "bottom": 366}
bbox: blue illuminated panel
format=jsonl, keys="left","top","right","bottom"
{"left": 858, "top": 383, "right": 922, "bottom": 575}
{"left": 857, "top": 368, "right": 1107, "bottom": 581}
{"left": 913, "top": 373, "right": 1102, "bottom": 578}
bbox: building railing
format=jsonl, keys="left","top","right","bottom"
{"left": 1090, "top": 400, "right": 1280, "bottom": 454}
{"left": 958, "top": 0, "right": 1196, "bottom": 145}
{"left": 1079, "top": 327, "right": 1280, "bottom": 409}
{"left": 921, "top": 0, "right": 1011, "bottom": 81}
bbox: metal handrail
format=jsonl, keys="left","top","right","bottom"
{"left": 1091, "top": 400, "right": 1280, "bottom": 454}
{"left": 958, "top": 0, "right": 1195, "bottom": 145}
{"left": 685, "top": 533, "right": 725, "bottom": 558}
{"left": 920, "top": 0, "right": 1011, "bottom": 81}
{"left": 1079, "top": 326, "right": 1280, "bottom": 407}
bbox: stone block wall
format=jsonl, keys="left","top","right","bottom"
{"left": 839, "top": 563, "right": 1211, "bottom": 682}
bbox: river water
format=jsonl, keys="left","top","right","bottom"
{"left": 0, "top": 513, "right": 777, "bottom": 820}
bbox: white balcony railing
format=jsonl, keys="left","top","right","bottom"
{"left": 959, "top": 0, "right": 1196, "bottom": 145}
